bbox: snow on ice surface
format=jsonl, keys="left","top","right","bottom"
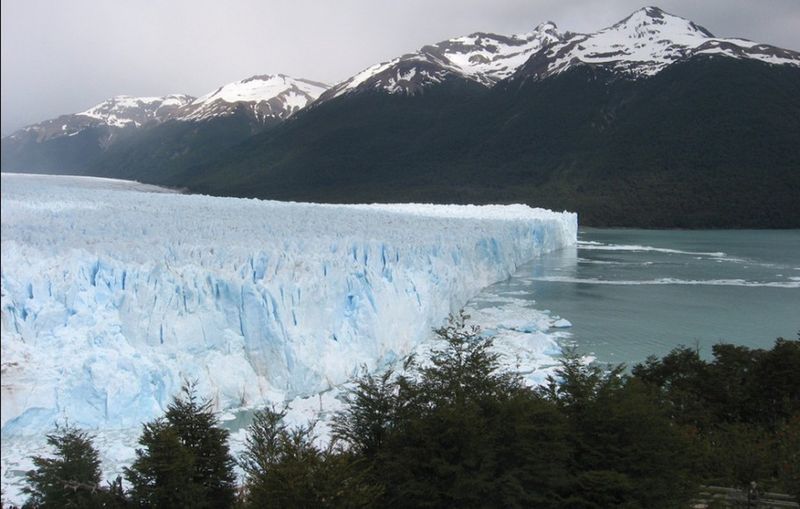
{"left": 0, "top": 172, "right": 576, "bottom": 437}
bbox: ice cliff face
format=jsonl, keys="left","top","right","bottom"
{"left": 0, "top": 174, "right": 576, "bottom": 435}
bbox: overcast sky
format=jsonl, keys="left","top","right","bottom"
{"left": 2, "top": 0, "right": 798, "bottom": 135}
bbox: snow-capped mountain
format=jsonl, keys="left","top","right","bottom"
{"left": 79, "top": 94, "right": 194, "bottom": 128}
{"left": 4, "top": 74, "right": 328, "bottom": 146}
{"left": 1, "top": 75, "right": 327, "bottom": 174}
{"left": 175, "top": 74, "right": 329, "bottom": 123}
{"left": 515, "top": 6, "right": 800, "bottom": 80}
{"left": 317, "top": 23, "right": 561, "bottom": 103}
{"left": 6, "top": 94, "right": 194, "bottom": 144}
{"left": 318, "top": 6, "right": 799, "bottom": 102}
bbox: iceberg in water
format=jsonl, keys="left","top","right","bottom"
{"left": 0, "top": 173, "right": 577, "bottom": 436}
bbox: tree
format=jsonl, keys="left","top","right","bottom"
{"left": 240, "top": 407, "right": 381, "bottom": 508}
{"left": 331, "top": 370, "right": 398, "bottom": 459}
{"left": 22, "top": 424, "right": 104, "bottom": 508}
{"left": 334, "top": 314, "right": 570, "bottom": 508}
{"left": 632, "top": 338, "right": 800, "bottom": 493}
{"left": 125, "top": 381, "right": 236, "bottom": 508}
{"left": 545, "top": 350, "right": 696, "bottom": 508}
{"left": 418, "top": 311, "right": 521, "bottom": 407}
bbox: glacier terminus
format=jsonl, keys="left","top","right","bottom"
{"left": 0, "top": 173, "right": 577, "bottom": 437}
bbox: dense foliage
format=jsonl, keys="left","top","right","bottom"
{"left": 15, "top": 321, "right": 799, "bottom": 508}
{"left": 330, "top": 315, "right": 697, "bottom": 508}
{"left": 632, "top": 338, "right": 800, "bottom": 497}
{"left": 124, "top": 381, "right": 237, "bottom": 508}
{"left": 21, "top": 426, "right": 108, "bottom": 508}
{"left": 192, "top": 58, "right": 800, "bottom": 228}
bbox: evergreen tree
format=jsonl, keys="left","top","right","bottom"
{"left": 334, "top": 314, "right": 570, "bottom": 508}
{"left": 632, "top": 337, "right": 800, "bottom": 493}
{"left": 240, "top": 407, "right": 380, "bottom": 508}
{"left": 331, "top": 370, "right": 398, "bottom": 459}
{"left": 545, "top": 350, "right": 696, "bottom": 508}
{"left": 22, "top": 424, "right": 104, "bottom": 508}
{"left": 125, "top": 381, "right": 236, "bottom": 508}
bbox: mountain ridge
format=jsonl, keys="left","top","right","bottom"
{"left": 2, "top": 6, "right": 799, "bottom": 228}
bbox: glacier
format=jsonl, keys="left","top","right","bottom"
{"left": 1, "top": 173, "right": 576, "bottom": 438}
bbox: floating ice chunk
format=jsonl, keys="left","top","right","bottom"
{"left": 552, "top": 318, "right": 572, "bottom": 328}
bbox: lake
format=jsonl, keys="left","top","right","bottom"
{"left": 469, "top": 229, "right": 800, "bottom": 367}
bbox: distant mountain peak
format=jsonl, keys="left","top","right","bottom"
{"left": 3, "top": 94, "right": 194, "bottom": 146}
{"left": 316, "top": 5, "right": 799, "bottom": 103}
{"left": 514, "top": 5, "right": 799, "bottom": 81}
{"left": 175, "top": 74, "right": 329, "bottom": 123}
{"left": 77, "top": 94, "right": 194, "bottom": 128}
{"left": 609, "top": 5, "right": 715, "bottom": 38}
{"left": 317, "top": 25, "right": 562, "bottom": 104}
{"left": 530, "top": 21, "right": 560, "bottom": 38}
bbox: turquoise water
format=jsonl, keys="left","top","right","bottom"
{"left": 478, "top": 229, "right": 800, "bottom": 367}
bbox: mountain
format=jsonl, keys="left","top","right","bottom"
{"left": 1, "top": 74, "right": 328, "bottom": 176}
{"left": 515, "top": 6, "right": 799, "bottom": 80}
{"left": 75, "top": 74, "right": 330, "bottom": 183}
{"left": 316, "top": 22, "right": 561, "bottom": 103}
{"left": 317, "top": 6, "right": 798, "bottom": 101}
{"left": 7, "top": 94, "right": 194, "bottom": 143}
{"left": 176, "top": 74, "right": 328, "bottom": 123}
{"left": 0, "top": 95, "right": 194, "bottom": 173}
{"left": 2, "top": 7, "right": 799, "bottom": 227}
{"left": 181, "top": 7, "right": 800, "bottom": 228}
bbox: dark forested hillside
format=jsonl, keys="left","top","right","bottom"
{"left": 86, "top": 113, "right": 275, "bottom": 184}
{"left": 3, "top": 57, "right": 798, "bottom": 227}
{"left": 179, "top": 57, "right": 800, "bottom": 228}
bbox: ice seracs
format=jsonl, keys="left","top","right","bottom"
{"left": 0, "top": 173, "right": 577, "bottom": 436}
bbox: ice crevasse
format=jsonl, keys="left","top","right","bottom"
{"left": 0, "top": 173, "right": 577, "bottom": 435}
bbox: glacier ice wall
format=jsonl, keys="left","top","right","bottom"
{"left": 0, "top": 173, "right": 576, "bottom": 435}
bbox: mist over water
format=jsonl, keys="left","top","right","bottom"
{"left": 470, "top": 228, "right": 800, "bottom": 366}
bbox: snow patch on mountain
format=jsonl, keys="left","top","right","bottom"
{"left": 319, "top": 23, "right": 563, "bottom": 102}
{"left": 176, "top": 75, "right": 329, "bottom": 122}
{"left": 78, "top": 94, "right": 194, "bottom": 128}
{"left": 520, "top": 6, "right": 800, "bottom": 80}
{"left": 320, "top": 6, "right": 799, "bottom": 102}
{"left": 439, "top": 22, "right": 562, "bottom": 84}
{"left": 5, "top": 95, "right": 194, "bottom": 144}
{"left": 0, "top": 173, "right": 577, "bottom": 437}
